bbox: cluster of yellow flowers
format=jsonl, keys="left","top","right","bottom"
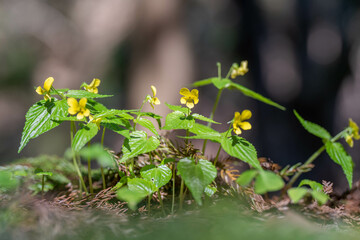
{"left": 231, "top": 61, "right": 249, "bottom": 79}
{"left": 36, "top": 76, "right": 253, "bottom": 136}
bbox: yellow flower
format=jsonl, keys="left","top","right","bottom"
{"left": 345, "top": 134, "right": 354, "bottom": 148}
{"left": 230, "top": 61, "right": 249, "bottom": 79}
{"left": 233, "top": 110, "right": 252, "bottom": 135}
{"left": 349, "top": 118, "right": 360, "bottom": 140}
{"left": 180, "top": 88, "right": 199, "bottom": 109}
{"left": 237, "top": 60, "right": 249, "bottom": 76}
{"left": 84, "top": 78, "right": 101, "bottom": 94}
{"left": 346, "top": 119, "right": 360, "bottom": 147}
{"left": 35, "top": 77, "right": 54, "bottom": 101}
{"left": 67, "top": 97, "right": 90, "bottom": 120}
{"left": 148, "top": 85, "right": 161, "bottom": 109}
{"left": 89, "top": 115, "right": 102, "bottom": 129}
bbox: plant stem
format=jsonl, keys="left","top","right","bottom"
{"left": 285, "top": 128, "right": 350, "bottom": 190}
{"left": 158, "top": 189, "right": 165, "bottom": 215}
{"left": 41, "top": 175, "right": 45, "bottom": 197}
{"left": 171, "top": 161, "right": 176, "bottom": 214}
{"left": 70, "top": 121, "right": 88, "bottom": 195}
{"left": 87, "top": 142, "right": 93, "bottom": 194}
{"left": 179, "top": 178, "right": 185, "bottom": 211}
{"left": 100, "top": 127, "right": 106, "bottom": 190}
{"left": 213, "top": 123, "right": 232, "bottom": 166}
{"left": 134, "top": 99, "right": 147, "bottom": 130}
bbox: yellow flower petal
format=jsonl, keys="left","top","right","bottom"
{"left": 92, "top": 78, "right": 101, "bottom": 88}
{"left": 44, "top": 77, "right": 54, "bottom": 92}
{"left": 180, "top": 88, "right": 190, "bottom": 96}
{"left": 238, "top": 61, "right": 249, "bottom": 76}
{"left": 83, "top": 109, "right": 90, "bottom": 117}
{"left": 349, "top": 118, "right": 360, "bottom": 139}
{"left": 77, "top": 113, "right": 84, "bottom": 120}
{"left": 234, "top": 127, "right": 242, "bottom": 135}
{"left": 36, "top": 86, "right": 45, "bottom": 95}
{"left": 191, "top": 89, "right": 199, "bottom": 97}
{"left": 186, "top": 102, "right": 194, "bottom": 109}
{"left": 153, "top": 97, "right": 160, "bottom": 105}
{"left": 44, "top": 94, "right": 51, "bottom": 101}
{"left": 67, "top": 98, "right": 78, "bottom": 108}
{"left": 151, "top": 85, "right": 157, "bottom": 96}
{"left": 346, "top": 135, "right": 354, "bottom": 148}
{"left": 234, "top": 112, "right": 241, "bottom": 120}
{"left": 68, "top": 107, "right": 78, "bottom": 115}
{"left": 231, "top": 69, "right": 237, "bottom": 79}
{"left": 240, "top": 110, "right": 252, "bottom": 121}
{"left": 239, "top": 121, "right": 252, "bottom": 130}
{"left": 180, "top": 97, "right": 187, "bottom": 104}
{"left": 79, "top": 98, "right": 87, "bottom": 108}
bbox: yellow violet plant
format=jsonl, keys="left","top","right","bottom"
{"left": 17, "top": 61, "right": 359, "bottom": 212}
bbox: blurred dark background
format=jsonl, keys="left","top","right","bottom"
{"left": 0, "top": 0, "right": 359, "bottom": 193}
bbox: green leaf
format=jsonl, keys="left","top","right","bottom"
{"left": 310, "top": 191, "right": 329, "bottom": 205}
{"left": 236, "top": 169, "right": 258, "bottom": 186}
{"left": 18, "top": 99, "right": 68, "bottom": 153}
{"left": 211, "top": 78, "right": 232, "bottom": 89}
{"left": 34, "top": 168, "right": 53, "bottom": 176}
{"left": 288, "top": 187, "right": 308, "bottom": 203}
{"left": 52, "top": 116, "right": 85, "bottom": 122}
{"left": 162, "top": 111, "right": 195, "bottom": 130}
{"left": 325, "top": 141, "right": 353, "bottom": 189}
{"left": 116, "top": 187, "right": 147, "bottom": 210}
{"left": 65, "top": 90, "right": 113, "bottom": 99}
{"left": 164, "top": 103, "right": 189, "bottom": 114}
{"left": 192, "top": 113, "right": 220, "bottom": 124}
{"left": 177, "top": 158, "right": 217, "bottom": 205}
{"left": 299, "top": 179, "right": 323, "bottom": 192}
{"left": 86, "top": 99, "right": 108, "bottom": 113}
{"left": 187, "top": 123, "right": 222, "bottom": 142}
{"left": 254, "top": 171, "right": 284, "bottom": 194}
{"left": 72, "top": 123, "right": 99, "bottom": 152}
{"left": 49, "top": 88, "right": 69, "bottom": 95}
{"left": 120, "top": 131, "right": 160, "bottom": 162}
{"left": 293, "top": 110, "right": 331, "bottom": 140}
{"left": 128, "top": 178, "right": 158, "bottom": 195}
{"left": 221, "top": 136, "right": 260, "bottom": 169}
{"left": 140, "top": 165, "right": 172, "bottom": 189}
{"left": 229, "top": 82, "right": 286, "bottom": 110}
{"left": 204, "top": 185, "right": 217, "bottom": 197}
{"left": 192, "top": 78, "right": 213, "bottom": 87}
{"left": 79, "top": 144, "right": 115, "bottom": 167}
{"left": 93, "top": 109, "right": 134, "bottom": 120}
{"left": 135, "top": 118, "right": 159, "bottom": 137}
{"left": 103, "top": 123, "right": 130, "bottom": 138}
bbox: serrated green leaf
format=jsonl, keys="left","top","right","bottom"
{"left": 211, "top": 78, "right": 232, "bottom": 89}
{"left": 177, "top": 158, "right": 217, "bottom": 205}
{"left": 135, "top": 118, "right": 159, "bottom": 137}
{"left": 221, "top": 136, "right": 260, "bottom": 169}
{"left": 299, "top": 179, "right": 323, "bottom": 192}
{"left": 116, "top": 187, "right": 147, "bottom": 210}
{"left": 86, "top": 99, "right": 109, "bottom": 113}
{"left": 192, "top": 78, "right": 213, "bottom": 87}
{"left": 162, "top": 111, "right": 195, "bottom": 130}
{"left": 18, "top": 99, "right": 68, "bottom": 153}
{"left": 120, "top": 131, "right": 160, "bottom": 162}
{"left": 72, "top": 123, "right": 99, "bottom": 152}
{"left": 192, "top": 113, "right": 220, "bottom": 124}
{"left": 293, "top": 110, "right": 331, "bottom": 140}
{"left": 236, "top": 169, "right": 258, "bottom": 186}
{"left": 128, "top": 178, "right": 158, "bottom": 195}
{"left": 140, "top": 165, "right": 172, "bottom": 189}
{"left": 229, "top": 82, "right": 285, "bottom": 110}
{"left": 52, "top": 116, "right": 86, "bottom": 122}
{"left": 187, "top": 123, "right": 222, "bottom": 142}
{"left": 65, "top": 90, "right": 113, "bottom": 99}
{"left": 93, "top": 109, "right": 134, "bottom": 119}
{"left": 79, "top": 144, "right": 114, "bottom": 167}
{"left": 288, "top": 187, "right": 308, "bottom": 203}
{"left": 204, "top": 185, "right": 217, "bottom": 197}
{"left": 254, "top": 170, "right": 284, "bottom": 194}
{"left": 164, "top": 103, "right": 189, "bottom": 114}
{"left": 325, "top": 141, "right": 353, "bottom": 189}
{"left": 310, "top": 191, "right": 329, "bottom": 205}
